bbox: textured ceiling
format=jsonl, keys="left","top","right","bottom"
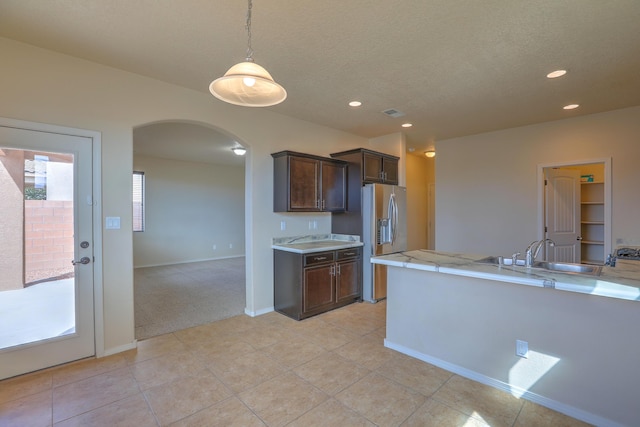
{"left": 2, "top": 0, "right": 640, "bottom": 156}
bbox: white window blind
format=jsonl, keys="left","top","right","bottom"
{"left": 133, "top": 171, "right": 145, "bottom": 232}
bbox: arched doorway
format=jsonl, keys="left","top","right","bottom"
{"left": 132, "top": 121, "right": 248, "bottom": 339}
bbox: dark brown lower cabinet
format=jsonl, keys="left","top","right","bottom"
{"left": 274, "top": 247, "right": 362, "bottom": 320}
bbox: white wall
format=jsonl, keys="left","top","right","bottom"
{"left": 0, "top": 37, "right": 370, "bottom": 354}
{"left": 436, "top": 106, "right": 640, "bottom": 255}
{"left": 132, "top": 155, "right": 244, "bottom": 267}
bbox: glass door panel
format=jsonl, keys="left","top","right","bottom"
{"left": 0, "top": 149, "right": 76, "bottom": 349}
{"left": 0, "top": 125, "right": 94, "bottom": 380}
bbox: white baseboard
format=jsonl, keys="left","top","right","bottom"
{"left": 134, "top": 255, "right": 245, "bottom": 269}
{"left": 384, "top": 339, "right": 622, "bottom": 427}
{"left": 245, "top": 306, "right": 274, "bottom": 317}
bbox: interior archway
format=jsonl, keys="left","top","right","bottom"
{"left": 132, "top": 120, "right": 248, "bottom": 339}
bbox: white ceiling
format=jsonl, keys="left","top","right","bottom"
{"left": 2, "top": 0, "right": 640, "bottom": 156}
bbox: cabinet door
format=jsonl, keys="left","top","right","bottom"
{"left": 382, "top": 157, "right": 399, "bottom": 184}
{"left": 289, "top": 156, "right": 320, "bottom": 211}
{"left": 362, "top": 152, "right": 383, "bottom": 183}
{"left": 303, "top": 264, "right": 335, "bottom": 314}
{"left": 336, "top": 259, "right": 361, "bottom": 302}
{"left": 321, "top": 161, "right": 346, "bottom": 212}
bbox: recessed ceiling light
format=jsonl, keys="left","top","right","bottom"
{"left": 401, "top": 123, "right": 412, "bottom": 128}
{"left": 563, "top": 104, "right": 580, "bottom": 110}
{"left": 547, "top": 69, "right": 567, "bottom": 79}
{"left": 349, "top": 101, "right": 362, "bottom": 107}
{"left": 425, "top": 150, "right": 436, "bottom": 158}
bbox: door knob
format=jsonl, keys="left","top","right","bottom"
{"left": 72, "top": 256, "right": 91, "bottom": 265}
{"left": 577, "top": 236, "right": 583, "bottom": 241}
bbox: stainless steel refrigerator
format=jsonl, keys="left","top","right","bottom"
{"left": 362, "top": 183, "right": 407, "bottom": 302}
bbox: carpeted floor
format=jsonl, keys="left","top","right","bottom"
{"left": 134, "top": 257, "right": 245, "bottom": 340}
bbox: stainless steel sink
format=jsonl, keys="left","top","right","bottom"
{"left": 476, "top": 257, "right": 602, "bottom": 276}
{"left": 532, "top": 261, "right": 602, "bottom": 276}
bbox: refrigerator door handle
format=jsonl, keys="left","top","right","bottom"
{"left": 388, "top": 193, "right": 396, "bottom": 245}
{"left": 392, "top": 195, "right": 398, "bottom": 244}
{"left": 387, "top": 193, "right": 395, "bottom": 245}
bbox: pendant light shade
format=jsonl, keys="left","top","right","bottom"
{"left": 210, "top": 60, "right": 287, "bottom": 107}
{"left": 210, "top": 0, "right": 286, "bottom": 107}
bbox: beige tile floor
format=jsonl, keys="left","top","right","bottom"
{"left": 0, "top": 301, "right": 591, "bottom": 426}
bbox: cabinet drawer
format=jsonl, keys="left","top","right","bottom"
{"left": 304, "top": 251, "right": 335, "bottom": 266}
{"left": 336, "top": 247, "right": 361, "bottom": 260}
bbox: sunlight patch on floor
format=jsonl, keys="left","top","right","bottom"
{"left": 0, "top": 279, "right": 74, "bottom": 349}
{"left": 508, "top": 350, "right": 560, "bottom": 398}
{"left": 467, "top": 411, "right": 490, "bottom": 426}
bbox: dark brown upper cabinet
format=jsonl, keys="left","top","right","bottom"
{"left": 272, "top": 151, "right": 347, "bottom": 212}
{"left": 331, "top": 148, "right": 399, "bottom": 185}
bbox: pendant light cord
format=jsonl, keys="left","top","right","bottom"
{"left": 245, "top": 0, "right": 254, "bottom": 62}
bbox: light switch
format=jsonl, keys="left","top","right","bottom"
{"left": 105, "top": 216, "right": 121, "bottom": 230}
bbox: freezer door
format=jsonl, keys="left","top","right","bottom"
{"left": 374, "top": 185, "right": 407, "bottom": 256}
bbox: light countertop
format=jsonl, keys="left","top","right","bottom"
{"left": 371, "top": 249, "right": 640, "bottom": 302}
{"left": 272, "top": 234, "right": 363, "bottom": 254}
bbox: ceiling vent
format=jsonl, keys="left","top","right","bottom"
{"left": 382, "top": 108, "right": 405, "bottom": 118}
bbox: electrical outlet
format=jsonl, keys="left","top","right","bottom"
{"left": 308, "top": 220, "right": 314, "bottom": 230}
{"left": 213, "top": 244, "right": 216, "bottom": 250}
{"left": 516, "top": 340, "right": 529, "bottom": 358}
{"left": 313, "top": 220, "right": 318, "bottom": 229}
{"left": 280, "top": 220, "right": 286, "bottom": 231}
{"left": 229, "top": 243, "right": 233, "bottom": 249}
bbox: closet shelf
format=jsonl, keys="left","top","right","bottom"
{"left": 581, "top": 240, "right": 604, "bottom": 245}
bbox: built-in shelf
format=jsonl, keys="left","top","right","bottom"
{"left": 581, "top": 240, "right": 604, "bottom": 245}
{"left": 580, "top": 181, "right": 605, "bottom": 264}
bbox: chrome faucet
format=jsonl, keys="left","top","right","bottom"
{"left": 525, "top": 239, "right": 555, "bottom": 267}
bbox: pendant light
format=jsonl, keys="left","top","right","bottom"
{"left": 210, "top": 0, "right": 287, "bottom": 107}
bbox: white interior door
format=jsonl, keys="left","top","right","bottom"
{"left": 545, "top": 168, "right": 581, "bottom": 263}
{"left": 0, "top": 125, "right": 94, "bottom": 380}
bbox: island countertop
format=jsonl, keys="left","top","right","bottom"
{"left": 272, "top": 233, "right": 363, "bottom": 254}
{"left": 371, "top": 249, "right": 640, "bottom": 302}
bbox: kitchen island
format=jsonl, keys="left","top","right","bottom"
{"left": 372, "top": 250, "right": 640, "bottom": 427}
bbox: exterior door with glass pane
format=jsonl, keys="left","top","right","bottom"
{"left": 0, "top": 124, "right": 94, "bottom": 380}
